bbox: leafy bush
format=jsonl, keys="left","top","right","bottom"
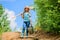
{"left": 0, "top": 4, "right": 11, "bottom": 34}
{"left": 34, "top": 0, "right": 60, "bottom": 34}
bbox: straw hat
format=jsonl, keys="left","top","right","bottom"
{"left": 24, "top": 6, "right": 34, "bottom": 10}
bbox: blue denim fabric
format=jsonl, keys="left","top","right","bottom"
{"left": 22, "top": 21, "right": 30, "bottom": 37}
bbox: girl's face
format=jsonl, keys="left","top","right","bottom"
{"left": 24, "top": 7, "right": 30, "bottom": 12}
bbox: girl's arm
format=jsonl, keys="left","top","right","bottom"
{"left": 16, "top": 12, "right": 24, "bottom": 17}
{"left": 29, "top": 14, "right": 32, "bottom": 25}
{"left": 12, "top": 13, "right": 22, "bottom": 18}
{"left": 16, "top": 13, "right": 21, "bottom": 17}
{"left": 30, "top": 18, "right": 32, "bottom": 25}
{"left": 12, "top": 14, "right": 20, "bottom": 18}
{"left": 13, "top": 12, "right": 24, "bottom": 19}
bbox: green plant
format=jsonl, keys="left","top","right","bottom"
{"left": 34, "top": 0, "right": 60, "bottom": 34}
{"left": 0, "top": 4, "right": 11, "bottom": 34}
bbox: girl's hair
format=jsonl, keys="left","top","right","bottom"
{"left": 22, "top": 7, "right": 30, "bottom": 18}
{"left": 24, "top": 7, "right": 30, "bottom": 12}
{"left": 24, "top": 7, "right": 30, "bottom": 10}
{"left": 23, "top": 7, "right": 30, "bottom": 14}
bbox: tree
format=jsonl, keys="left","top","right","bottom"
{"left": 0, "top": 4, "right": 4, "bottom": 17}
{"left": 0, "top": 4, "right": 11, "bottom": 34}
{"left": 34, "top": 0, "right": 60, "bottom": 34}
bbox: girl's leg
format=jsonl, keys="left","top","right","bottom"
{"left": 26, "top": 21, "right": 30, "bottom": 36}
{"left": 26, "top": 27, "right": 28, "bottom": 36}
{"left": 22, "top": 27, "right": 25, "bottom": 37}
{"left": 22, "top": 22, "right": 26, "bottom": 37}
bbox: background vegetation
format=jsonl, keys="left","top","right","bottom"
{"left": 0, "top": 4, "right": 11, "bottom": 34}
{"left": 34, "top": 0, "right": 60, "bottom": 34}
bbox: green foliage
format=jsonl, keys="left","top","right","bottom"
{"left": 34, "top": 0, "right": 60, "bottom": 33}
{"left": 0, "top": 4, "right": 4, "bottom": 17}
{"left": 0, "top": 4, "right": 11, "bottom": 34}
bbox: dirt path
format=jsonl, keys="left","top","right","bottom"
{"left": 1, "top": 32, "right": 60, "bottom": 40}
{"left": 2, "top": 32, "right": 35, "bottom": 40}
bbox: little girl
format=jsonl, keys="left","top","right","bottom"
{"left": 21, "top": 6, "right": 31, "bottom": 37}
{"left": 13, "top": 6, "right": 32, "bottom": 37}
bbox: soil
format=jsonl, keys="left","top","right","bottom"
{"left": 1, "top": 31, "right": 60, "bottom": 40}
